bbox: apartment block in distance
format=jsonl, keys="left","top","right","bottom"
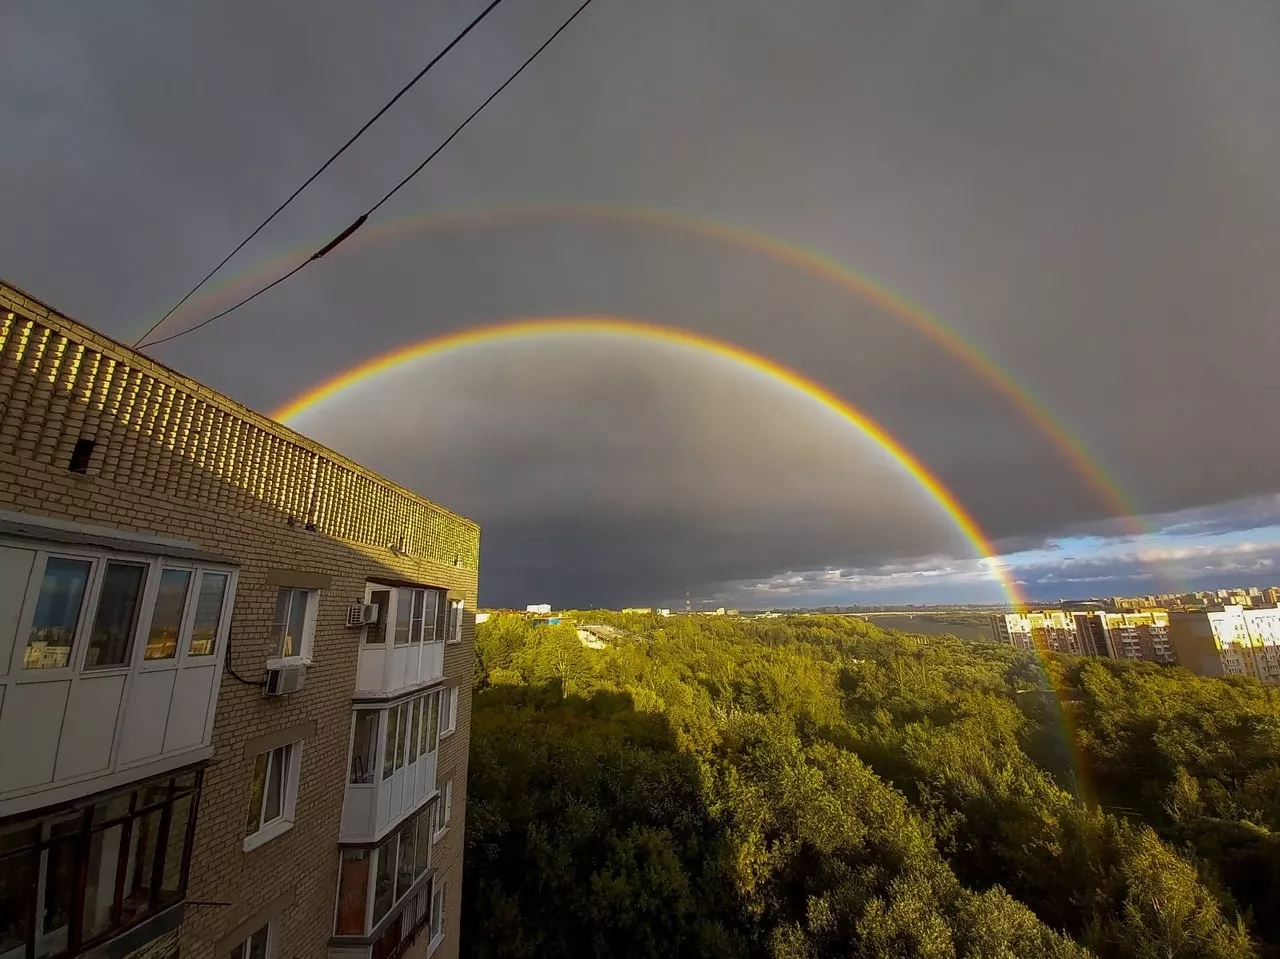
{"left": 1071, "top": 610, "right": 1174, "bottom": 664}
{"left": 990, "top": 610, "right": 1082, "bottom": 654}
{"left": 1168, "top": 605, "right": 1280, "bottom": 685}
{"left": 0, "top": 279, "right": 477, "bottom": 959}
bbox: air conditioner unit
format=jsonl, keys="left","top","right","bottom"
{"left": 265, "top": 663, "right": 306, "bottom": 696}
{"left": 347, "top": 603, "right": 380, "bottom": 627}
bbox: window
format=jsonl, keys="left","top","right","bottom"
{"left": 0, "top": 772, "right": 200, "bottom": 958}
{"left": 146, "top": 568, "right": 191, "bottom": 660}
{"left": 428, "top": 880, "right": 446, "bottom": 951}
{"left": 272, "top": 587, "right": 315, "bottom": 659}
{"left": 227, "top": 921, "right": 272, "bottom": 959}
{"left": 350, "top": 711, "right": 379, "bottom": 785}
{"left": 245, "top": 743, "right": 301, "bottom": 848}
{"left": 189, "top": 571, "right": 229, "bottom": 656}
{"left": 24, "top": 557, "right": 91, "bottom": 669}
{"left": 446, "top": 599, "right": 464, "bottom": 644}
{"left": 20, "top": 553, "right": 233, "bottom": 671}
{"left": 433, "top": 780, "right": 452, "bottom": 839}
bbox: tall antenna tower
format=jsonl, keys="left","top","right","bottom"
{"left": 685, "top": 587, "right": 691, "bottom": 613}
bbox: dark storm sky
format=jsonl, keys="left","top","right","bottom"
{"left": 3, "top": 1, "right": 1279, "bottom": 607}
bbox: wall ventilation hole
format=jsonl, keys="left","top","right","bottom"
{"left": 69, "top": 438, "right": 95, "bottom": 474}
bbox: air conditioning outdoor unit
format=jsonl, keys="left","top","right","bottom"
{"left": 347, "top": 603, "right": 380, "bottom": 627}
{"left": 265, "top": 663, "right": 307, "bottom": 696}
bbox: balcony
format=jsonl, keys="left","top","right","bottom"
{"left": 341, "top": 685, "right": 449, "bottom": 843}
{"left": 0, "top": 521, "right": 237, "bottom": 817}
{"left": 353, "top": 586, "right": 449, "bottom": 698}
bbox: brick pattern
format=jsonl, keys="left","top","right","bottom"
{"left": 0, "top": 282, "right": 478, "bottom": 959}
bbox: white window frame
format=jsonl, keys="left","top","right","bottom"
{"left": 226, "top": 919, "right": 276, "bottom": 959}
{"left": 7, "top": 546, "right": 237, "bottom": 680}
{"left": 244, "top": 741, "right": 304, "bottom": 851}
{"left": 427, "top": 879, "right": 446, "bottom": 954}
{"left": 268, "top": 586, "right": 320, "bottom": 665}
{"left": 439, "top": 686, "right": 457, "bottom": 738}
{"left": 432, "top": 779, "right": 452, "bottom": 841}
{"left": 446, "top": 598, "right": 464, "bottom": 644}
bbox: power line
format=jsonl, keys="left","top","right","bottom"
{"left": 133, "top": 0, "right": 509, "bottom": 349}
{"left": 140, "top": 0, "right": 597, "bottom": 351}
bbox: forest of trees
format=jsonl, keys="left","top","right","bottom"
{"left": 461, "top": 612, "right": 1280, "bottom": 959}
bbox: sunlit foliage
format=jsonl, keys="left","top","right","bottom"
{"left": 463, "top": 612, "right": 1277, "bottom": 959}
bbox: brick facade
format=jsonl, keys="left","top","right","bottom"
{"left": 0, "top": 281, "right": 476, "bottom": 959}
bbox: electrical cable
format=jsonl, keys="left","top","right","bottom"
{"left": 139, "top": 0, "right": 597, "bottom": 351}
{"left": 133, "top": 0, "right": 508, "bottom": 349}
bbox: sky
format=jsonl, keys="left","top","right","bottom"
{"left": 3, "top": 1, "right": 1280, "bottom": 609}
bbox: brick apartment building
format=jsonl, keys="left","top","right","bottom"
{"left": 1168, "top": 605, "right": 1280, "bottom": 685}
{"left": 990, "top": 608, "right": 1173, "bottom": 664}
{"left": 0, "top": 279, "right": 477, "bottom": 959}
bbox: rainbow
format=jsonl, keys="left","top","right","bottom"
{"left": 138, "top": 203, "right": 1144, "bottom": 531}
{"left": 274, "top": 315, "right": 1026, "bottom": 607}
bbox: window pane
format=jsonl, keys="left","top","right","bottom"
{"left": 121, "top": 808, "right": 163, "bottom": 923}
{"left": 262, "top": 746, "right": 287, "bottom": 824}
{"left": 422, "top": 591, "right": 440, "bottom": 643}
{"left": 25, "top": 557, "right": 91, "bottom": 669}
{"left": 284, "top": 590, "right": 307, "bottom": 657}
{"left": 83, "top": 823, "right": 125, "bottom": 940}
{"left": 246, "top": 753, "right": 268, "bottom": 834}
{"left": 394, "top": 705, "right": 407, "bottom": 771}
{"left": 430, "top": 883, "right": 444, "bottom": 939}
{"left": 415, "top": 814, "right": 431, "bottom": 876}
{"left": 411, "top": 590, "right": 425, "bottom": 644}
{"left": 84, "top": 562, "right": 147, "bottom": 669}
{"left": 417, "top": 697, "right": 428, "bottom": 759}
{"left": 382, "top": 705, "right": 398, "bottom": 781}
{"left": 410, "top": 697, "right": 422, "bottom": 760}
{"left": 246, "top": 924, "right": 269, "bottom": 959}
{"left": 395, "top": 825, "right": 415, "bottom": 900}
{"left": 189, "top": 572, "right": 228, "bottom": 656}
{"left": 42, "top": 836, "right": 76, "bottom": 949}
{"left": 159, "top": 794, "right": 193, "bottom": 907}
{"left": 274, "top": 588, "right": 308, "bottom": 658}
{"left": 146, "top": 569, "right": 191, "bottom": 661}
{"left": 350, "top": 711, "right": 378, "bottom": 785}
{"left": 336, "top": 849, "right": 370, "bottom": 935}
{"left": 393, "top": 591, "right": 411, "bottom": 645}
{"left": 365, "top": 590, "right": 390, "bottom": 643}
{"left": 427, "top": 693, "right": 439, "bottom": 752}
{"left": 372, "top": 841, "right": 396, "bottom": 925}
{"left": 0, "top": 826, "right": 39, "bottom": 955}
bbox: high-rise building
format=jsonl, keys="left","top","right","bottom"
{"left": 0, "top": 281, "right": 477, "bottom": 959}
{"left": 1072, "top": 610, "right": 1174, "bottom": 664}
{"left": 990, "top": 610, "right": 1082, "bottom": 653}
{"left": 1168, "top": 605, "right": 1280, "bottom": 685}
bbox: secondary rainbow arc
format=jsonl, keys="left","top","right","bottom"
{"left": 138, "top": 202, "right": 1144, "bottom": 536}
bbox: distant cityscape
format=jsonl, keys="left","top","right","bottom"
{"left": 500, "top": 585, "right": 1280, "bottom": 688}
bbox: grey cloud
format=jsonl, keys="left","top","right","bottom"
{"left": 3, "top": 0, "right": 1279, "bottom": 605}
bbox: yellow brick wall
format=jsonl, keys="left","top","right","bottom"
{"left": 0, "top": 283, "right": 478, "bottom": 959}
